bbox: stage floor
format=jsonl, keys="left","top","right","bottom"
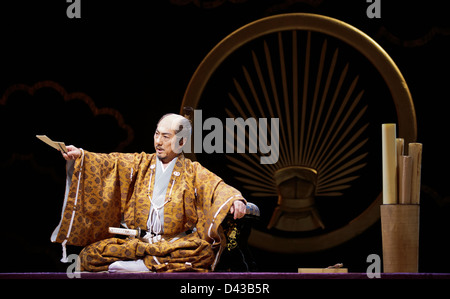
{"left": 1, "top": 272, "right": 450, "bottom": 279}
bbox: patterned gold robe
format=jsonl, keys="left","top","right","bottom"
{"left": 51, "top": 150, "right": 245, "bottom": 272}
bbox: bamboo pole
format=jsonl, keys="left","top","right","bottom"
{"left": 409, "top": 143, "right": 422, "bottom": 204}
{"left": 398, "top": 155, "right": 412, "bottom": 204}
{"left": 382, "top": 124, "right": 397, "bottom": 204}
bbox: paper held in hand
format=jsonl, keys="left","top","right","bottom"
{"left": 36, "top": 135, "right": 67, "bottom": 153}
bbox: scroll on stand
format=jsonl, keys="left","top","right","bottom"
{"left": 381, "top": 123, "right": 422, "bottom": 273}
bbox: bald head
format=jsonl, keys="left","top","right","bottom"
{"left": 158, "top": 114, "right": 191, "bottom": 135}
{"left": 154, "top": 113, "right": 192, "bottom": 163}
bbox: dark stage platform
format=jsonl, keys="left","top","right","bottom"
{"left": 2, "top": 272, "right": 450, "bottom": 279}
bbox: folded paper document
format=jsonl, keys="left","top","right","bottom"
{"left": 36, "top": 135, "right": 67, "bottom": 153}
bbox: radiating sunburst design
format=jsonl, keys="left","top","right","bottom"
{"left": 182, "top": 12, "right": 416, "bottom": 250}
{"left": 225, "top": 30, "right": 369, "bottom": 202}
{"left": 181, "top": 13, "right": 417, "bottom": 253}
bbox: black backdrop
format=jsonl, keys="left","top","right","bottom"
{"left": 0, "top": 0, "right": 449, "bottom": 273}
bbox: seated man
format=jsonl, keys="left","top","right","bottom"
{"left": 50, "top": 113, "right": 247, "bottom": 272}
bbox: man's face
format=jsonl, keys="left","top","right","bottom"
{"left": 154, "top": 118, "right": 180, "bottom": 163}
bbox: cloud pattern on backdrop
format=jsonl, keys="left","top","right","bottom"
{"left": 0, "top": 80, "right": 134, "bottom": 181}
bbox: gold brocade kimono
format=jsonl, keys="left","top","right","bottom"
{"left": 51, "top": 150, "right": 245, "bottom": 272}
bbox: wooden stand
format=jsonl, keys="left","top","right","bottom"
{"left": 380, "top": 204, "right": 419, "bottom": 273}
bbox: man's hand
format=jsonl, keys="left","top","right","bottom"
{"left": 62, "top": 145, "right": 81, "bottom": 161}
{"left": 229, "top": 200, "right": 246, "bottom": 220}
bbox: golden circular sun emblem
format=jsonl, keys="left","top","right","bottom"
{"left": 181, "top": 13, "right": 416, "bottom": 253}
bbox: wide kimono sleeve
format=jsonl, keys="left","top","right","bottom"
{"left": 190, "top": 161, "right": 246, "bottom": 253}
{"left": 50, "top": 149, "right": 146, "bottom": 248}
